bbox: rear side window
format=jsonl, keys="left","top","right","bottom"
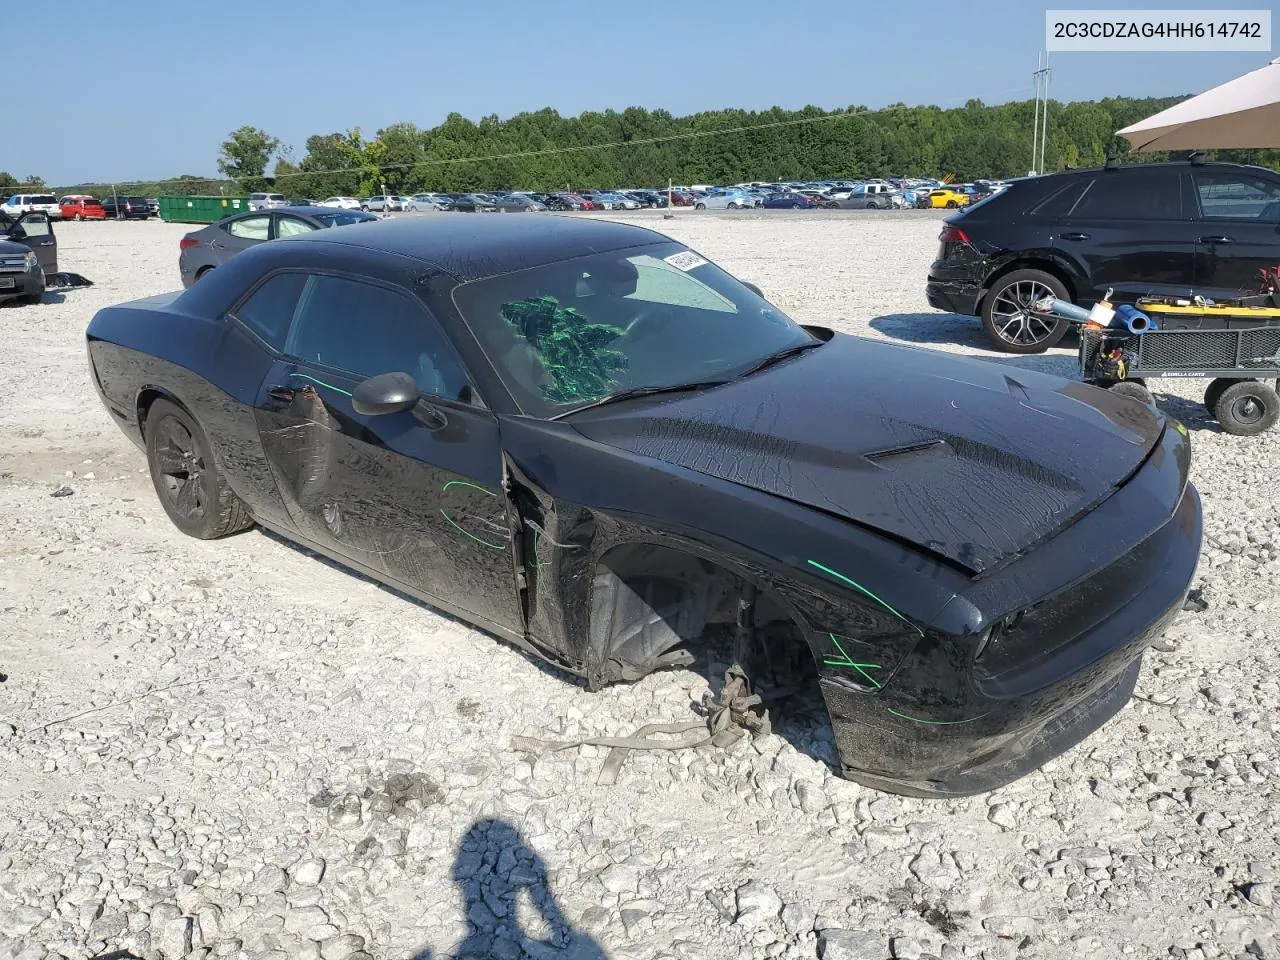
{"left": 1068, "top": 169, "right": 1183, "bottom": 220}
{"left": 1026, "top": 180, "right": 1091, "bottom": 218}
{"left": 1193, "top": 171, "right": 1280, "bottom": 221}
{"left": 233, "top": 272, "right": 307, "bottom": 351}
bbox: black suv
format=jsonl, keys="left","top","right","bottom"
{"left": 927, "top": 161, "right": 1280, "bottom": 353}
{"left": 100, "top": 196, "right": 154, "bottom": 220}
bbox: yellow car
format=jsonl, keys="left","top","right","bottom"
{"left": 928, "top": 188, "right": 970, "bottom": 209}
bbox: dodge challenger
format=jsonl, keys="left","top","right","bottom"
{"left": 84, "top": 216, "right": 1203, "bottom": 797}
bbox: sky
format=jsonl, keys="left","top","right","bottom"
{"left": 14, "top": 0, "right": 1276, "bottom": 186}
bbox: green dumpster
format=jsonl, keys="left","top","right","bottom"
{"left": 158, "top": 195, "right": 253, "bottom": 224}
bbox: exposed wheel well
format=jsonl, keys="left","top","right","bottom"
{"left": 588, "top": 542, "right": 817, "bottom": 689}
{"left": 978, "top": 260, "right": 1077, "bottom": 313}
{"left": 135, "top": 388, "right": 186, "bottom": 439}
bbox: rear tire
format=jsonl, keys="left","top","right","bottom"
{"left": 980, "top": 268, "right": 1071, "bottom": 354}
{"left": 144, "top": 399, "right": 253, "bottom": 539}
{"left": 1213, "top": 380, "right": 1280, "bottom": 436}
{"left": 695, "top": 202, "right": 706, "bottom": 210}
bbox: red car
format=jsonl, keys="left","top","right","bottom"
{"left": 60, "top": 196, "right": 107, "bottom": 221}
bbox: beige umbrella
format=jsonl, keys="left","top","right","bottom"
{"left": 1117, "top": 56, "right": 1280, "bottom": 151}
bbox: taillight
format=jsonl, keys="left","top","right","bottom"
{"left": 179, "top": 236, "right": 198, "bottom": 251}
{"left": 939, "top": 225, "right": 970, "bottom": 245}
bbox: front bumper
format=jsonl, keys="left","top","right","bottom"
{"left": 820, "top": 424, "right": 1202, "bottom": 797}
{"left": 0, "top": 268, "right": 44, "bottom": 303}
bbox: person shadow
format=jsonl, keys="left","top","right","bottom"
{"left": 414, "top": 818, "right": 610, "bottom": 960}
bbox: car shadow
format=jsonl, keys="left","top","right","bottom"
{"left": 0, "top": 292, "right": 66, "bottom": 307}
{"left": 412, "top": 818, "right": 609, "bottom": 960}
{"left": 252, "top": 526, "right": 585, "bottom": 689}
{"left": 870, "top": 311, "right": 1082, "bottom": 357}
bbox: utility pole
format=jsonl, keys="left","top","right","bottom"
{"left": 1031, "top": 52, "right": 1052, "bottom": 175}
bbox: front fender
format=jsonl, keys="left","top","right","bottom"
{"left": 498, "top": 417, "right": 968, "bottom": 688}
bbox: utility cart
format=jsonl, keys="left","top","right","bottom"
{"left": 1079, "top": 299, "right": 1280, "bottom": 437}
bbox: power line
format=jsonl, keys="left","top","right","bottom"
{"left": 49, "top": 87, "right": 1045, "bottom": 192}
{"left": 55, "top": 108, "right": 890, "bottom": 191}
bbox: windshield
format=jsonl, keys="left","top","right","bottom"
{"left": 452, "top": 241, "right": 814, "bottom": 417}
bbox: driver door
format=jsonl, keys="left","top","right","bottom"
{"left": 250, "top": 269, "right": 525, "bottom": 636}
{"left": 6, "top": 212, "right": 58, "bottom": 275}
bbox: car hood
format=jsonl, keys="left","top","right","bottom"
{"left": 570, "top": 335, "right": 1164, "bottom": 575}
{"left": 0, "top": 238, "right": 30, "bottom": 256}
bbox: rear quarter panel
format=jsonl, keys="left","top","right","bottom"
{"left": 86, "top": 298, "right": 295, "bottom": 530}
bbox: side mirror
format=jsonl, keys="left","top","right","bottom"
{"left": 352, "top": 371, "right": 420, "bottom": 416}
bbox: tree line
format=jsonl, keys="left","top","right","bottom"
{"left": 29, "top": 95, "right": 1280, "bottom": 200}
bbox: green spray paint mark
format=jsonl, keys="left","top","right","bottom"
{"left": 288, "top": 373, "right": 353, "bottom": 397}
{"left": 439, "top": 509, "right": 508, "bottom": 551}
{"left": 822, "top": 634, "right": 882, "bottom": 688}
{"left": 442, "top": 480, "right": 496, "bottom": 497}
{"left": 886, "top": 707, "right": 987, "bottom": 726}
{"left": 439, "top": 480, "right": 507, "bottom": 550}
{"left": 806, "top": 559, "right": 924, "bottom": 638}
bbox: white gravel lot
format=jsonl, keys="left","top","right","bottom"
{"left": 1, "top": 213, "right": 1278, "bottom": 960}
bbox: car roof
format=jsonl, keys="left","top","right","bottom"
{"left": 1038, "top": 159, "right": 1277, "bottom": 179}
{"left": 280, "top": 212, "right": 667, "bottom": 282}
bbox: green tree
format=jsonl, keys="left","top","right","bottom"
{"left": 217, "top": 126, "right": 282, "bottom": 193}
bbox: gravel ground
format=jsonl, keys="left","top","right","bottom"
{"left": 1, "top": 214, "right": 1278, "bottom": 960}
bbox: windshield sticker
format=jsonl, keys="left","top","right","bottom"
{"left": 664, "top": 251, "right": 708, "bottom": 272}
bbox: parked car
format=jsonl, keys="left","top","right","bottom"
{"left": 450, "top": 194, "right": 499, "bottom": 213}
{"left": 836, "top": 184, "right": 898, "bottom": 210}
{"left": 694, "top": 190, "right": 754, "bottom": 210}
{"left": 599, "top": 192, "right": 640, "bottom": 210}
{"left": 146, "top": 199, "right": 161, "bottom": 217}
{"left": 546, "top": 193, "right": 587, "bottom": 211}
{"left": 84, "top": 214, "right": 1202, "bottom": 797}
{"left": 59, "top": 196, "right": 108, "bottom": 221}
{"left": 0, "top": 210, "right": 57, "bottom": 305}
{"left": 100, "top": 196, "right": 153, "bottom": 220}
{"left": 495, "top": 195, "right": 548, "bottom": 212}
{"left": 626, "top": 190, "right": 668, "bottom": 208}
{"left": 927, "top": 160, "right": 1280, "bottom": 353}
{"left": 249, "top": 193, "right": 289, "bottom": 211}
{"left": 577, "top": 190, "right": 612, "bottom": 209}
{"left": 289, "top": 199, "right": 319, "bottom": 207}
{"left": 362, "top": 195, "right": 405, "bottom": 212}
{"left": 321, "top": 197, "right": 362, "bottom": 209}
{"left": 762, "top": 193, "right": 816, "bottom": 209}
{"left": 927, "top": 188, "right": 970, "bottom": 209}
{"left": 406, "top": 194, "right": 451, "bottom": 212}
{"left": 177, "top": 207, "right": 377, "bottom": 287}
{"left": 4, "top": 194, "right": 62, "bottom": 219}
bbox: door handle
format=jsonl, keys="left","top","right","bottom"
{"left": 267, "top": 385, "right": 296, "bottom": 403}
{"left": 1059, "top": 232, "right": 1090, "bottom": 241}
{"left": 38, "top": 240, "right": 54, "bottom": 247}
{"left": 1197, "top": 236, "right": 1233, "bottom": 244}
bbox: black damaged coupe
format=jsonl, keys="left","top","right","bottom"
{"left": 85, "top": 216, "right": 1202, "bottom": 797}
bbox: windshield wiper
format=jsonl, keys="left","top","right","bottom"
{"left": 730, "top": 339, "right": 824, "bottom": 380}
{"left": 554, "top": 379, "right": 731, "bottom": 419}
